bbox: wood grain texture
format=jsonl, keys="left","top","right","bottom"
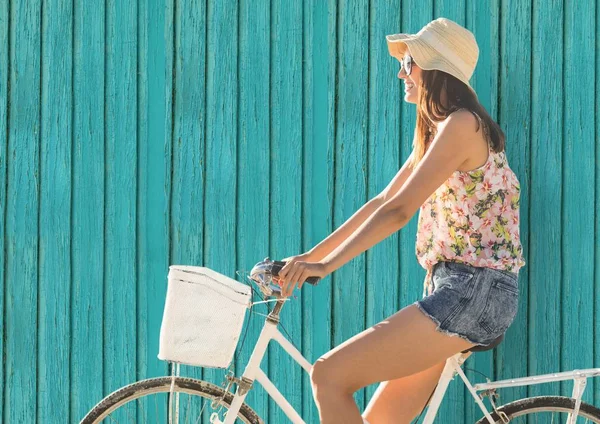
{"left": 4, "top": 0, "right": 41, "bottom": 422}
{"left": 136, "top": 0, "right": 170, "bottom": 420}
{"left": 38, "top": 0, "right": 72, "bottom": 422}
{"left": 561, "top": 0, "right": 595, "bottom": 405}
{"left": 203, "top": 0, "right": 240, "bottom": 418}
{"left": 596, "top": 0, "right": 600, "bottom": 409}
{"left": 0, "top": 0, "right": 8, "bottom": 419}
{"left": 235, "top": 0, "right": 271, "bottom": 419}
{"left": 103, "top": 4, "right": 138, "bottom": 422}
{"left": 268, "top": 0, "right": 305, "bottom": 420}
{"left": 170, "top": 0, "right": 207, "bottom": 418}
{"left": 528, "top": 0, "right": 563, "bottom": 405}
{"left": 71, "top": 0, "right": 105, "bottom": 419}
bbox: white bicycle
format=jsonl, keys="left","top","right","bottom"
{"left": 81, "top": 258, "right": 600, "bottom": 423}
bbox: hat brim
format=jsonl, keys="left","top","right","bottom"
{"left": 386, "top": 33, "right": 417, "bottom": 59}
{"left": 386, "top": 33, "right": 478, "bottom": 99}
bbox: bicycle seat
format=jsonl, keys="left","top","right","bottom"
{"left": 461, "top": 333, "right": 504, "bottom": 353}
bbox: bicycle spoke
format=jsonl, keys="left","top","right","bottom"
{"left": 125, "top": 402, "right": 136, "bottom": 424}
{"left": 136, "top": 396, "right": 146, "bottom": 423}
{"left": 185, "top": 393, "right": 192, "bottom": 424}
{"left": 90, "top": 391, "right": 252, "bottom": 423}
{"left": 196, "top": 395, "right": 208, "bottom": 423}
{"left": 155, "top": 397, "right": 160, "bottom": 424}
{"left": 79, "top": 377, "right": 261, "bottom": 424}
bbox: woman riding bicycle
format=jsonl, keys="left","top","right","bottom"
{"left": 277, "top": 17, "right": 525, "bottom": 424}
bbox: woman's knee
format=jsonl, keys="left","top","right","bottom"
{"left": 309, "top": 357, "right": 332, "bottom": 389}
{"left": 310, "top": 356, "right": 355, "bottom": 394}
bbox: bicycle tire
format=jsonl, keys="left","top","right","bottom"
{"left": 79, "top": 376, "right": 263, "bottom": 424}
{"left": 474, "top": 395, "right": 600, "bottom": 423}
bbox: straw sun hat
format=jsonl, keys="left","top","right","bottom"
{"left": 386, "top": 17, "right": 479, "bottom": 98}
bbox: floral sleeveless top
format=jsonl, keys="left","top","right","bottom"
{"left": 416, "top": 111, "right": 526, "bottom": 297}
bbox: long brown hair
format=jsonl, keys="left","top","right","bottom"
{"left": 409, "top": 68, "right": 506, "bottom": 168}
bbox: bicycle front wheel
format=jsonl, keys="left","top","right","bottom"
{"left": 80, "top": 376, "right": 263, "bottom": 424}
{"left": 475, "top": 395, "right": 600, "bottom": 423}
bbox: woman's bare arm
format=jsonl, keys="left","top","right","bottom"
{"left": 377, "top": 151, "right": 414, "bottom": 203}
{"left": 320, "top": 113, "right": 476, "bottom": 274}
{"left": 308, "top": 152, "right": 414, "bottom": 261}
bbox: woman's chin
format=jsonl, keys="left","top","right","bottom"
{"left": 404, "top": 93, "right": 417, "bottom": 103}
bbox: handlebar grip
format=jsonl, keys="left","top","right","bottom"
{"left": 271, "top": 260, "right": 321, "bottom": 285}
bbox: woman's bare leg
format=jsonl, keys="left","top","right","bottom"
{"left": 309, "top": 304, "right": 477, "bottom": 424}
{"left": 362, "top": 352, "right": 473, "bottom": 423}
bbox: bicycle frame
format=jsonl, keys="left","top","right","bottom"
{"left": 419, "top": 352, "right": 600, "bottom": 424}
{"left": 215, "top": 299, "right": 600, "bottom": 424}
{"left": 219, "top": 300, "right": 312, "bottom": 424}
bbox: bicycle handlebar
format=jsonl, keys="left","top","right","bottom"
{"left": 269, "top": 260, "right": 321, "bottom": 286}
{"left": 248, "top": 257, "right": 321, "bottom": 298}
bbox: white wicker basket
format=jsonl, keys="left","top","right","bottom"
{"left": 158, "top": 265, "right": 252, "bottom": 368}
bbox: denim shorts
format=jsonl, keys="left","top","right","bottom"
{"left": 413, "top": 261, "right": 520, "bottom": 346}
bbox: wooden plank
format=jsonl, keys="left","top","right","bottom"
{"left": 464, "top": 1, "right": 501, "bottom": 421}
{"left": 267, "top": 0, "right": 305, "bottom": 421}
{"left": 103, "top": 1, "right": 138, "bottom": 419}
{"left": 596, "top": 0, "right": 600, "bottom": 408}
{"left": 560, "top": 0, "right": 595, "bottom": 404}
{"left": 235, "top": 0, "right": 271, "bottom": 419}
{"left": 497, "top": 0, "right": 531, "bottom": 405}
{"left": 202, "top": 0, "right": 239, "bottom": 417}
{"left": 332, "top": 0, "right": 370, "bottom": 411}
{"left": 136, "top": 0, "right": 148, "bottom": 390}
{"left": 140, "top": 0, "right": 173, "bottom": 420}
{"left": 0, "top": 0, "right": 8, "bottom": 419}
{"left": 170, "top": 0, "right": 206, "bottom": 417}
{"left": 300, "top": 0, "right": 335, "bottom": 420}
{"left": 526, "top": 0, "right": 563, "bottom": 405}
{"left": 70, "top": 0, "right": 105, "bottom": 419}
{"left": 363, "top": 0, "right": 402, "bottom": 407}
{"left": 139, "top": 0, "right": 171, "bottom": 382}
{"left": 38, "top": 0, "right": 72, "bottom": 422}
{"left": 434, "top": 0, "right": 465, "bottom": 22}
{"left": 4, "top": 0, "right": 41, "bottom": 422}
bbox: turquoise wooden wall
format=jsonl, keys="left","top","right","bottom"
{"left": 1, "top": 0, "right": 599, "bottom": 422}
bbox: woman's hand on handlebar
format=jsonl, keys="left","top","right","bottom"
{"left": 278, "top": 253, "right": 329, "bottom": 297}
{"left": 280, "top": 252, "right": 314, "bottom": 264}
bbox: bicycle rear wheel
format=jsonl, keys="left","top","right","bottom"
{"left": 79, "top": 376, "right": 263, "bottom": 424}
{"left": 474, "top": 395, "right": 600, "bottom": 423}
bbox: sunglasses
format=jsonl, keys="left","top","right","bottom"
{"left": 399, "top": 55, "right": 414, "bottom": 76}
